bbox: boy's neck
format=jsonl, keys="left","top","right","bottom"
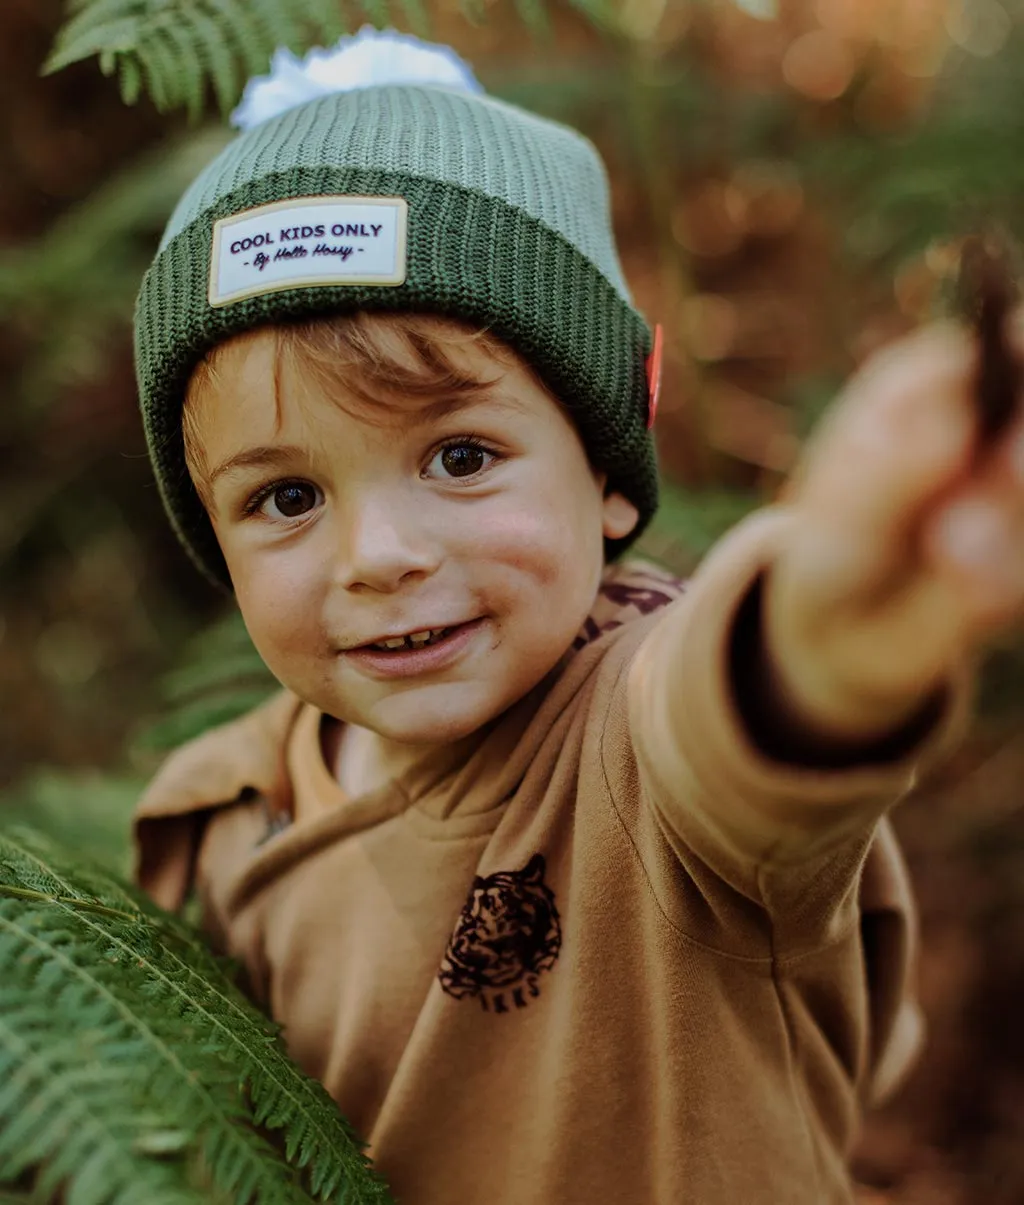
{"left": 321, "top": 717, "right": 462, "bottom": 800}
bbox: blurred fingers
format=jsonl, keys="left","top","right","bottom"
{"left": 923, "top": 418, "right": 1024, "bottom": 632}
{"left": 796, "top": 324, "right": 978, "bottom": 543}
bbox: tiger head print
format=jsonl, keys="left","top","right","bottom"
{"left": 438, "top": 854, "right": 562, "bottom": 1011}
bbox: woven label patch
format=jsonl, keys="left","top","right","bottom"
{"left": 209, "top": 196, "right": 408, "bottom": 307}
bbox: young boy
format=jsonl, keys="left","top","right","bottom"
{"left": 131, "top": 40, "right": 1024, "bottom": 1205}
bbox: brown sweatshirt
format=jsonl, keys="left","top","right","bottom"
{"left": 134, "top": 509, "right": 970, "bottom": 1205}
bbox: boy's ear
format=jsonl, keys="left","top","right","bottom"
{"left": 602, "top": 490, "right": 640, "bottom": 541}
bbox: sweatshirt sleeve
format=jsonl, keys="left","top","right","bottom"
{"left": 626, "top": 506, "right": 972, "bottom": 943}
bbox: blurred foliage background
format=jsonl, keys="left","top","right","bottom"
{"left": 2, "top": 0, "right": 1024, "bottom": 1201}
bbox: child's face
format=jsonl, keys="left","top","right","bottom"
{"left": 189, "top": 318, "right": 639, "bottom": 747}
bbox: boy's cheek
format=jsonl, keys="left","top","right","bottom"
{"left": 466, "top": 482, "right": 605, "bottom": 569}
{"left": 228, "top": 555, "right": 330, "bottom": 660}
{"left": 459, "top": 510, "right": 568, "bottom": 579}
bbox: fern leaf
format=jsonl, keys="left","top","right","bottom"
{"left": 43, "top": 0, "right": 302, "bottom": 116}
{"left": 205, "top": 0, "right": 281, "bottom": 85}
{"left": 44, "top": 13, "right": 139, "bottom": 76}
{"left": 151, "top": 25, "right": 190, "bottom": 114}
{"left": 252, "top": 0, "right": 307, "bottom": 56}
{"left": 44, "top": 0, "right": 614, "bottom": 117}
{"left": 136, "top": 39, "right": 173, "bottom": 112}
{"left": 0, "top": 770, "right": 142, "bottom": 876}
{"left": 300, "top": 0, "right": 347, "bottom": 45}
{"left": 156, "top": 17, "right": 208, "bottom": 123}
{"left": 156, "top": 619, "right": 274, "bottom": 705}
{"left": 0, "top": 966, "right": 216, "bottom": 1205}
{"left": 0, "top": 827, "right": 393, "bottom": 1204}
{"left": 129, "top": 607, "right": 277, "bottom": 752}
{"left": 184, "top": 0, "right": 244, "bottom": 111}
{"left": 0, "top": 128, "right": 232, "bottom": 430}
{"left": 117, "top": 52, "right": 143, "bottom": 103}
{"left": 185, "top": 6, "right": 239, "bottom": 115}
{"left": 159, "top": 649, "right": 276, "bottom": 704}
{"left": 135, "top": 687, "right": 281, "bottom": 753}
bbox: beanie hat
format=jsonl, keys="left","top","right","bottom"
{"left": 134, "top": 30, "right": 659, "bottom": 587}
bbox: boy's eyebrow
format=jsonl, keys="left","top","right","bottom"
{"left": 208, "top": 445, "right": 306, "bottom": 488}
{"left": 404, "top": 389, "right": 530, "bottom": 426}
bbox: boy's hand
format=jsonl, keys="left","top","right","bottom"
{"left": 765, "top": 321, "right": 1024, "bottom": 745}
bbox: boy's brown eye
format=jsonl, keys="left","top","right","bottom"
{"left": 271, "top": 483, "right": 318, "bottom": 517}
{"left": 440, "top": 445, "right": 485, "bottom": 477}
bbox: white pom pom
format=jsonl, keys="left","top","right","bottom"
{"left": 231, "top": 27, "right": 482, "bottom": 131}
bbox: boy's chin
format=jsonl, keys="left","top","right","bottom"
{"left": 356, "top": 695, "right": 508, "bottom": 748}
{"left": 332, "top": 679, "right": 539, "bottom": 749}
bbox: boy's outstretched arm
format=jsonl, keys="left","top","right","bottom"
{"left": 628, "top": 319, "right": 1023, "bottom": 876}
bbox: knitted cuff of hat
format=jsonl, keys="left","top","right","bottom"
{"left": 135, "top": 81, "right": 658, "bottom": 588}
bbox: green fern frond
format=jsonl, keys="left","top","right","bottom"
{"left": 186, "top": 5, "right": 240, "bottom": 115}
{"left": 131, "top": 609, "right": 278, "bottom": 753}
{"left": 161, "top": 650, "right": 276, "bottom": 704}
{"left": 0, "top": 128, "right": 229, "bottom": 419}
{"left": 117, "top": 51, "right": 143, "bottom": 102}
{"left": 250, "top": 0, "right": 306, "bottom": 59}
{"left": 44, "top": 0, "right": 400, "bottom": 118}
{"left": 302, "top": 0, "right": 347, "bottom": 45}
{"left": 0, "top": 827, "right": 393, "bottom": 1205}
{"left": 136, "top": 687, "right": 281, "bottom": 753}
{"left": 44, "top": 0, "right": 623, "bottom": 118}
{"left": 203, "top": 0, "right": 277, "bottom": 84}
{"left": 135, "top": 38, "right": 172, "bottom": 111}
{"left": 0, "top": 770, "right": 143, "bottom": 876}
{"left": 0, "top": 129, "right": 230, "bottom": 316}
{"left": 159, "top": 19, "right": 207, "bottom": 123}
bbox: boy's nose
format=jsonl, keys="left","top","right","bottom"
{"left": 333, "top": 494, "right": 443, "bottom": 594}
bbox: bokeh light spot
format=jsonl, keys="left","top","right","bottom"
{"left": 782, "top": 30, "right": 857, "bottom": 100}
{"left": 946, "top": 0, "right": 1011, "bottom": 58}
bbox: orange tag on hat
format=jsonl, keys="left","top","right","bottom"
{"left": 646, "top": 323, "right": 664, "bottom": 430}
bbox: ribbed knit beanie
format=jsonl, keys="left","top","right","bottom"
{"left": 134, "top": 30, "right": 659, "bottom": 587}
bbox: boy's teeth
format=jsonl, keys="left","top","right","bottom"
{"left": 370, "top": 627, "right": 449, "bottom": 652}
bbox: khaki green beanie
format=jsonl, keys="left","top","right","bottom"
{"left": 135, "top": 65, "right": 658, "bottom": 587}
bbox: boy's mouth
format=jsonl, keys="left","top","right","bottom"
{"left": 344, "top": 619, "right": 484, "bottom": 678}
